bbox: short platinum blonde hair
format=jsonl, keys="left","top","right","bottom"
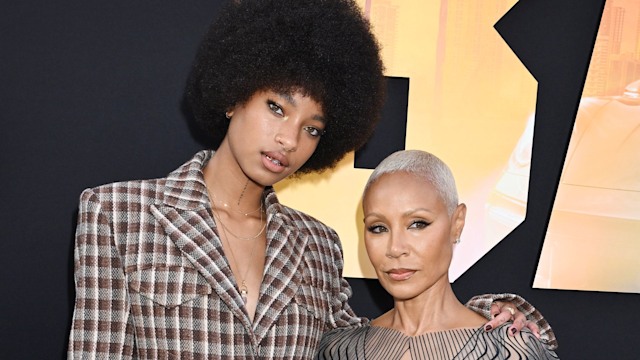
{"left": 363, "top": 150, "right": 459, "bottom": 214}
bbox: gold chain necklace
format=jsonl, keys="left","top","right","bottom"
{"left": 209, "top": 187, "right": 263, "bottom": 217}
{"left": 205, "top": 185, "right": 265, "bottom": 303}
{"left": 215, "top": 207, "right": 266, "bottom": 240}
{"left": 210, "top": 201, "right": 262, "bottom": 304}
{"left": 208, "top": 190, "right": 267, "bottom": 241}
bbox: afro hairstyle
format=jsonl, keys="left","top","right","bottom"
{"left": 186, "top": 0, "right": 386, "bottom": 174}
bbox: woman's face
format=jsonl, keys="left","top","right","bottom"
{"left": 224, "top": 89, "right": 325, "bottom": 186}
{"left": 363, "top": 171, "right": 465, "bottom": 301}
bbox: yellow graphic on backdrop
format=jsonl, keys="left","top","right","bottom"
{"left": 532, "top": 0, "right": 640, "bottom": 293}
{"left": 275, "top": 0, "right": 537, "bottom": 280}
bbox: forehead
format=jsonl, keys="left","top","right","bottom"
{"left": 364, "top": 172, "right": 443, "bottom": 207}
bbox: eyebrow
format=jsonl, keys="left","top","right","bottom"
{"left": 363, "top": 208, "right": 434, "bottom": 222}
{"left": 312, "top": 114, "right": 327, "bottom": 124}
{"left": 403, "top": 208, "right": 434, "bottom": 217}
{"left": 277, "top": 92, "right": 326, "bottom": 124}
{"left": 279, "top": 92, "right": 296, "bottom": 105}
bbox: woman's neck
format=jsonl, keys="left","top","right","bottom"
{"left": 377, "top": 281, "right": 485, "bottom": 336}
{"left": 203, "top": 148, "right": 265, "bottom": 214}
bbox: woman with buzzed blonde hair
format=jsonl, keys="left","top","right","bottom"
{"left": 317, "top": 150, "right": 558, "bottom": 359}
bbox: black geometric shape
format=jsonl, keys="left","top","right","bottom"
{"left": 354, "top": 76, "right": 409, "bottom": 169}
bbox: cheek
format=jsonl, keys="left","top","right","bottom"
{"left": 255, "top": 119, "right": 275, "bottom": 140}
{"left": 423, "top": 240, "right": 453, "bottom": 269}
{"left": 364, "top": 237, "right": 386, "bottom": 267}
{"left": 299, "top": 138, "right": 320, "bottom": 159}
{"left": 229, "top": 115, "right": 266, "bottom": 143}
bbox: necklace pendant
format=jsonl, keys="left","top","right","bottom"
{"left": 240, "top": 282, "right": 248, "bottom": 303}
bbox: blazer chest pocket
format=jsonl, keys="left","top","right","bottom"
{"left": 294, "top": 282, "right": 330, "bottom": 322}
{"left": 128, "top": 265, "right": 212, "bottom": 308}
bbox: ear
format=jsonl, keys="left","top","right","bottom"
{"left": 451, "top": 203, "right": 466, "bottom": 242}
{"left": 225, "top": 110, "right": 234, "bottom": 119}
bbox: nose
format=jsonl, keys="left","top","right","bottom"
{"left": 386, "top": 230, "right": 409, "bottom": 258}
{"left": 275, "top": 121, "right": 298, "bottom": 152}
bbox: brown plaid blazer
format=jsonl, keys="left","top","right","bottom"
{"left": 68, "top": 151, "right": 365, "bottom": 359}
{"left": 68, "top": 151, "right": 556, "bottom": 359}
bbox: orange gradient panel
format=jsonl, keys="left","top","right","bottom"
{"left": 275, "top": 0, "right": 537, "bottom": 280}
{"left": 533, "top": 0, "right": 640, "bottom": 293}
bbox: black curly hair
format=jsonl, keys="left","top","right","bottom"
{"left": 186, "top": 0, "right": 386, "bottom": 174}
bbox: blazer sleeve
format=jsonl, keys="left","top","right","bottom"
{"left": 67, "top": 188, "right": 135, "bottom": 359}
{"left": 325, "top": 228, "right": 366, "bottom": 330}
{"left": 465, "top": 293, "right": 558, "bottom": 351}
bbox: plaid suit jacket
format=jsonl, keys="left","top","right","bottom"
{"left": 68, "top": 151, "right": 364, "bottom": 359}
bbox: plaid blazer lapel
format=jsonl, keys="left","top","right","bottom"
{"left": 252, "top": 193, "right": 308, "bottom": 340}
{"left": 148, "top": 150, "right": 252, "bottom": 327}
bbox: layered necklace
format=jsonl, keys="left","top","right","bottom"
{"left": 207, "top": 186, "right": 265, "bottom": 303}
{"left": 209, "top": 188, "right": 266, "bottom": 239}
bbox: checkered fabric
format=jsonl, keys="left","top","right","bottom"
{"left": 68, "top": 151, "right": 364, "bottom": 359}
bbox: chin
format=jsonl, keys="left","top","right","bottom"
{"left": 246, "top": 170, "right": 287, "bottom": 188}
{"left": 379, "top": 282, "right": 420, "bottom": 301}
{"left": 387, "top": 291, "right": 423, "bottom": 302}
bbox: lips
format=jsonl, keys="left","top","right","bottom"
{"left": 265, "top": 154, "right": 284, "bottom": 166}
{"left": 262, "top": 151, "right": 289, "bottom": 173}
{"left": 387, "top": 268, "right": 416, "bottom": 281}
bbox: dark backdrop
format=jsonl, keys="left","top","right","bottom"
{"left": 2, "top": 0, "right": 637, "bottom": 359}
